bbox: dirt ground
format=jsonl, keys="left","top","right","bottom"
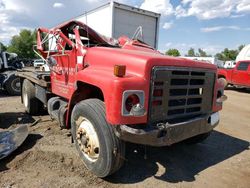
{"left": 0, "top": 88, "right": 249, "bottom": 188}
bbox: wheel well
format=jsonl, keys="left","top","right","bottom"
{"left": 75, "top": 82, "right": 104, "bottom": 102}
{"left": 66, "top": 82, "right": 104, "bottom": 128}
{"left": 218, "top": 75, "right": 226, "bottom": 79}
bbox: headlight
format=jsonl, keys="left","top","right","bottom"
{"left": 122, "top": 90, "right": 145, "bottom": 116}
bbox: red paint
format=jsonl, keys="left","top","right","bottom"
{"left": 37, "top": 20, "right": 224, "bottom": 127}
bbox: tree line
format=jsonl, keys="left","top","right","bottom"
{"left": 0, "top": 29, "right": 37, "bottom": 58}
{"left": 0, "top": 29, "right": 246, "bottom": 62}
{"left": 165, "top": 45, "right": 245, "bottom": 61}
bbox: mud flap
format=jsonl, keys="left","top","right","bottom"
{"left": 0, "top": 125, "right": 28, "bottom": 160}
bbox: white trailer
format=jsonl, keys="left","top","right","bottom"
{"left": 74, "top": 1, "right": 160, "bottom": 48}
{"left": 236, "top": 44, "right": 250, "bottom": 62}
{"left": 181, "top": 56, "right": 224, "bottom": 67}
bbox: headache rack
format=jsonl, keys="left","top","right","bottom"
{"left": 149, "top": 66, "right": 215, "bottom": 124}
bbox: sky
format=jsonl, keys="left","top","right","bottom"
{"left": 0, "top": 0, "right": 250, "bottom": 55}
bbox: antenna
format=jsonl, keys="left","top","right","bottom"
{"left": 85, "top": 11, "right": 90, "bottom": 47}
{"left": 132, "top": 26, "right": 144, "bottom": 42}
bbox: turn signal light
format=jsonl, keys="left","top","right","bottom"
{"left": 114, "top": 65, "right": 126, "bottom": 77}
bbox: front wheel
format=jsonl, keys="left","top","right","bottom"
{"left": 71, "top": 99, "right": 125, "bottom": 177}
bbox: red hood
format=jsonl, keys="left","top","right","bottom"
{"left": 84, "top": 47, "right": 217, "bottom": 77}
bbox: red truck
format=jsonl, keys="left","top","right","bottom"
{"left": 218, "top": 60, "right": 250, "bottom": 88}
{"left": 17, "top": 21, "right": 226, "bottom": 177}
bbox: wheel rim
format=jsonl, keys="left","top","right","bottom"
{"left": 76, "top": 117, "right": 100, "bottom": 162}
{"left": 11, "top": 78, "right": 20, "bottom": 93}
{"left": 23, "top": 91, "right": 28, "bottom": 108}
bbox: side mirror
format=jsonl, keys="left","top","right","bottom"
{"left": 47, "top": 56, "right": 57, "bottom": 67}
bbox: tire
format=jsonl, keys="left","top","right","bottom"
{"left": 22, "top": 79, "right": 43, "bottom": 115}
{"left": 71, "top": 99, "right": 125, "bottom": 177}
{"left": 5, "top": 75, "right": 21, "bottom": 95}
{"left": 185, "top": 132, "right": 211, "bottom": 144}
{"left": 218, "top": 77, "right": 228, "bottom": 89}
{"left": 58, "top": 104, "right": 67, "bottom": 129}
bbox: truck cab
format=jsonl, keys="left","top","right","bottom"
{"left": 218, "top": 60, "right": 250, "bottom": 88}
{"left": 17, "top": 20, "right": 226, "bottom": 177}
{"left": 0, "top": 52, "right": 18, "bottom": 70}
{"left": 0, "top": 51, "right": 23, "bottom": 95}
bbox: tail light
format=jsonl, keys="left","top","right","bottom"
{"left": 122, "top": 90, "right": 145, "bottom": 116}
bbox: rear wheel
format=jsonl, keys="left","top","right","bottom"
{"left": 5, "top": 75, "right": 20, "bottom": 95}
{"left": 22, "top": 79, "right": 43, "bottom": 115}
{"left": 71, "top": 99, "right": 125, "bottom": 177}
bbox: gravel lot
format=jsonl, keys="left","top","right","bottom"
{"left": 0, "top": 88, "right": 249, "bottom": 188}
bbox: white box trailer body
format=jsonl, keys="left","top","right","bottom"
{"left": 75, "top": 1, "right": 160, "bottom": 48}
{"left": 181, "top": 56, "right": 224, "bottom": 67}
{"left": 236, "top": 44, "right": 250, "bottom": 62}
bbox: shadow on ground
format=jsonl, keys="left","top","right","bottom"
{"left": 226, "top": 87, "right": 250, "bottom": 94}
{"left": 0, "top": 112, "right": 35, "bottom": 129}
{"left": 0, "top": 109, "right": 41, "bottom": 172}
{"left": 0, "top": 133, "right": 43, "bottom": 172}
{"left": 0, "top": 90, "right": 20, "bottom": 98}
{"left": 107, "top": 130, "right": 249, "bottom": 184}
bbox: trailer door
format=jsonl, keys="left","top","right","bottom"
{"left": 113, "top": 7, "right": 157, "bottom": 48}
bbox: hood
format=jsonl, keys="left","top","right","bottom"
{"left": 84, "top": 47, "right": 217, "bottom": 77}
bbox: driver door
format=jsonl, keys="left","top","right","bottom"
{"left": 232, "top": 62, "right": 250, "bottom": 86}
{"left": 50, "top": 38, "right": 77, "bottom": 99}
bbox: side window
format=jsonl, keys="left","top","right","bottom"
{"left": 237, "top": 62, "right": 250, "bottom": 71}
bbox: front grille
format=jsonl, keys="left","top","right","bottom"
{"left": 149, "top": 67, "right": 215, "bottom": 123}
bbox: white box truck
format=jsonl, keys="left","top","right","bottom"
{"left": 74, "top": 1, "right": 160, "bottom": 48}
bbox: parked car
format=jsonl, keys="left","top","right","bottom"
{"left": 33, "top": 59, "right": 46, "bottom": 68}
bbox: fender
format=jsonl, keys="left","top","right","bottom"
{"left": 218, "top": 69, "right": 228, "bottom": 80}
{"left": 66, "top": 68, "right": 148, "bottom": 127}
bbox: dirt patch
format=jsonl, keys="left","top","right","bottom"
{"left": 0, "top": 90, "right": 249, "bottom": 188}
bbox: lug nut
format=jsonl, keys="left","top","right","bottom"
{"left": 84, "top": 148, "right": 90, "bottom": 153}
{"left": 77, "top": 134, "right": 81, "bottom": 139}
{"left": 80, "top": 145, "right": 84, "bottom": 151}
